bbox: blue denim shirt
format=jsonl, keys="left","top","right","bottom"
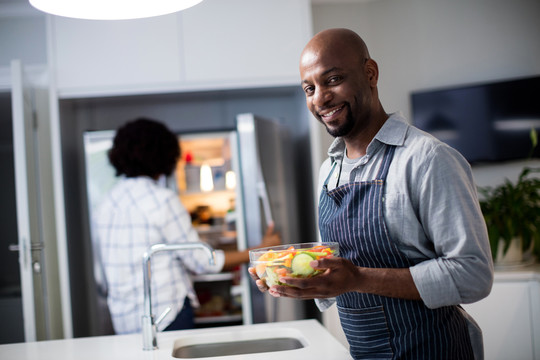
{"left": 316, "top": 112, "right": 493, "bottom": 310}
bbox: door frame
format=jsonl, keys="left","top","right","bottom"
{"left": 11, "top": 59, "right": 66, "bottom": 341}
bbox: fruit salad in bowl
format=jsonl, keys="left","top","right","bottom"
{"left": 249, "top": 242, "right": 339, "bottom": 286}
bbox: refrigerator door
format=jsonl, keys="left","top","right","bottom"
{"left": 82, "top": 130, "right": 118, "bottom": 335}
{"left": 236, "top": 113, "right": 300, "bottom": 323}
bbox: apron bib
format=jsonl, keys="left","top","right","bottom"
{"left": 319, "top": 146, "right": 473, "bottom": 360}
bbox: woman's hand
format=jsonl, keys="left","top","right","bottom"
{"left": 245, "top": 223, "right": 280, "bottom": 290}
{"left": 259, "top": 223, "right": 281, "bottom": 248}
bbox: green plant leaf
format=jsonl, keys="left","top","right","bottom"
{"left": 478, "top": 164, "right": 540, "bottom": 260}
{"left": 528, "top": 127, "right": 538, "bottom": 159}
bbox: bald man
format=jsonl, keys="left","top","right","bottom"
{"left": 249, "top": 28, "right": 493, "bottom": 359}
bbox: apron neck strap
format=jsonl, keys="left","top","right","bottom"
{"left": 376, "top": 145, "right": 396, "bottom": 180}
{"left": 323, "top": 145, "right": 396, "bottom": 187}
{"left": 323, "top": 161, "right": 338, "bottom": 187}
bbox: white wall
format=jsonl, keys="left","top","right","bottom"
{"left": 312, "top": 0, "right": 540, "bottom": 119}
{"left": 311, "top": 0, "right": 540, "bottom": 186}
{"left": 0, "top": 3, "right": 46, "bottom": 68}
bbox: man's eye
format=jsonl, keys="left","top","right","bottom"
{"left": 303, "top": 86, "right": 314, "bottom": 95}
{"left": 328, "top": 76, "right": 342, "bottom": 84}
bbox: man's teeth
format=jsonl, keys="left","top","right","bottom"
{"left": 323, "top": 107, "right": 341, "bottom": 117}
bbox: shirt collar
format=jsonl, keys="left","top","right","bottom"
{"left": 327, "top": 112, "right": 409, "bottom": 162}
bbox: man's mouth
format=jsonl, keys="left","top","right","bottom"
{"left": 319, "top": 105, "right": 344, "bottom": 121}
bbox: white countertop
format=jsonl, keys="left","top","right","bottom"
{"left": 0, "top": 319, "right": 352, "bottom": 360}
{"left": 493, "top": 263, "right": 540, "bottom": 281}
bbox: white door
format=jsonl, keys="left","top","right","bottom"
{"left": 10, "top": 60, "right": 58, "bottom": 342}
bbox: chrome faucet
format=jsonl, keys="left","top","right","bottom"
{"left": 142, "top": 242, "right": 216, "bottom": 351}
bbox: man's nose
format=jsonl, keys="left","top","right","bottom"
{"left": 313, "top": 87, "right": 332, "bottom": 106}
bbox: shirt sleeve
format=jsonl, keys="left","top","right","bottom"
{"left": 160, "top": 193, "right": 225, "bottom": 274}
{"left": 409, "top": 144, "right": 494, "bottom": 309}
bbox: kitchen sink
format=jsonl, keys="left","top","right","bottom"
{"left": 171, "top": 327, "right": 307, "bottom": 359}
{"left": 172, "top": 337, "right": 304, "bottom": 358}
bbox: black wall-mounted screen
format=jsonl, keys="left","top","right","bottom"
{"left": 411, "top": 76, "right": 540, "bottom": 163}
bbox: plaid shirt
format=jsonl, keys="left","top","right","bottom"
{"left": 94, "top": 177, "right": 224, "bottom": 334}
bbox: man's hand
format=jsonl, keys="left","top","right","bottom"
{"left": 250, "top": 256, "right": 422, "bottom": 301}
{"left": 266, "top": 257, "right": 361, "bottom": 299}
{"left": 248, "top": 266, "right": 270, "bottom": 293}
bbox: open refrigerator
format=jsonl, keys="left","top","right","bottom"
{"left": 83, "top": 113, "right": 301, "bottom": 329}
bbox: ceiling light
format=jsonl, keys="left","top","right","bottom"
{"left": 29, "top": 0, "right": 204, "bottom": 20}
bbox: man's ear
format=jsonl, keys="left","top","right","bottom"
{"left": 365, "top": 59, "right": 379, "bottom": 87}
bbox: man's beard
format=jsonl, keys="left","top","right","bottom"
{"left": 322, "top": 103, "right": 355, "bottom": 138}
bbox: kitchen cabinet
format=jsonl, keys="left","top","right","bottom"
{"left": 462, "top": 264, "right": 540, "bottom": 360}
{"left": 50, "top": 15, "right": 183, "bottom": 95}
{"left": 49, "top": 0, "right": 312, "bottom": 98}
{"left": 180, "top": 0, "right": 312, "bottom": 86}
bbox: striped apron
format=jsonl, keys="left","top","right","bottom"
{"left": 319, "top": 146, "right": 474, "bottom": 360}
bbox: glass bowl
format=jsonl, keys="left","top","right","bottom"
{"left": 249, "top": 242, "right": 339, "bottom": 286}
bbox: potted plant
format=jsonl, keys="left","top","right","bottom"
{"left": 478, "top": 129, "right": 540, "bottom": 265}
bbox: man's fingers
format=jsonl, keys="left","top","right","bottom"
{"left": 247, "top": 267, "right": 259, "bottom": 281}
{"left": 277, "top": 272, "right": 327, "bottom": 289}
{"left": 256, "top": 279, "right": 269, "bottom": 292}
{"left": 268, "top": 283, "right": 318, "bottom": 299}
{"left": 311, "top": 256, "right": 340, "bottom": 269}
{"left": 248, "top": 267, "right": 269, "bottom": 292}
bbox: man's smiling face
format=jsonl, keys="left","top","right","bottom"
{"left": 299, "top": 34, "right": 374, "bottom": 139}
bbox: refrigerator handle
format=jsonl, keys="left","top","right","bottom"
{"left": 256, "top": 162, "right": 274, "bottom": 229}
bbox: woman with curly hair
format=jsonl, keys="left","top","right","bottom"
{"left": 94, "top": 118, "right": 280, "bottom": 334}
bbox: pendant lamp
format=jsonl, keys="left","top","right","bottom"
{"left": 29, "top": 0, "right": 204, "bottom": 20}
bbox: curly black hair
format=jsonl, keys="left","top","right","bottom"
{"left": 108, "top": 118, "right": 180, "bottom": 178}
